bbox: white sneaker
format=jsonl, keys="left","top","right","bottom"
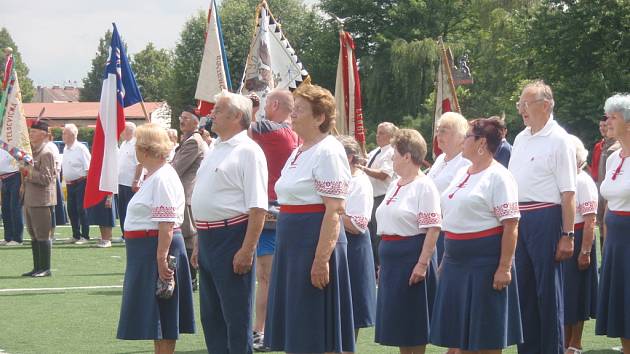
{"left": 65, "top": 238, "right": 79, "bottom": 244}
{"left": 0, "top": 240, "right": 8, "bottom": 246}
{"left": 74, "top": 238, "right": 88, "bottom": 245}
{"left": 5, "top": 241, "right": 22, "bottom": 246}
{"left": 96, "top": 240, "right": 112, "bottom": 248}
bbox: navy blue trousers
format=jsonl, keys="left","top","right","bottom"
{"left": 66, "top": 179, "right": 89, "bottom": 240}
{"left": 516, "top": 205, "right": 564, "bottom": 354}
{"left": 117, "top": 184, "right": 135, "bottom": 235}
{"left": 1, "top": 173, "right": 24, "bottom": 243}
{"left": 198, "top": 223, "right": 254, "bottom": 354}
{"left": 53, "top": 178, "right": 68, "bottom": 226}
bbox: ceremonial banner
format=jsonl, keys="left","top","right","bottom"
{"left": 195, "top": 0, "right": 232, "bottom": 116}
{"left": 0, "top": 49, "right": 15, "bottom": 124}
{"left": 239, "top": 1, "right": 310, "bottom": 119}
{"left": 433, "top": 38, "right": 460, "bottom": 158}
{"left": 84, "top": 23, "right": 142, "bottom": 208}
{"left": 334, "top": 30, "right": 365, "bottom": 147}
{"left": 0, "top": 66, "right": 32, "bottom": 166}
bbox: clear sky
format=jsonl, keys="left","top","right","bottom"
{"left": 1, "top": 0, "right": 317, "bottom": 87}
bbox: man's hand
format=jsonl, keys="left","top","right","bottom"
{"left": 190, "top": 246, "right": 199, "bottom": 269}
{"left": 233, "top": 247, "right": 254, "bottom": 275}
{"left": 555, "top": 236, "right": 574, "bottom": 261}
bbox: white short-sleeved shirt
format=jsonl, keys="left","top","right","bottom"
{"left": 124, "top": 164, "right": 185, "bottom": 231}
{"left": 191, "top": 130, "right": 268, "bottom": 221}
{"left": 275, "top": 135, "right": 351, "bottom": 205}
{"left": 575, "top": 171, "right": 598, "bottom": 223}
{"left": 600, "top": 150, "right": 630, "bottom": 212}
{"left": 375, "top": 176, "right": 442, "bottom": 236}
{"left": 345, "top": 172, "right": 374, "bottom": 233}
{"left": 46, "top": 141, "right": 62, "bottom": 174}
{"left": 0, "top": 149, "right": 18, "bottom": 174}
{"left": 427, "top": 152, "right": 471, "bottom": 193}
{"left": 62, "top": 142, "right": 91, "bottom": 181}
{"left": 118, "top": 138, "right": 138, "bottom": 187}
{"left": 441, "top": 163, "right": 520, "bottom": 233}
{"left": 366, "top": 144, "right": 395, "bottom": 197}
{"left": 508, "top": 117, "right": 577, "bottom": 203}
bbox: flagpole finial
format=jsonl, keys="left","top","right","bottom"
{"left": 328, "top": 12, "right": 348, "bottom": 31}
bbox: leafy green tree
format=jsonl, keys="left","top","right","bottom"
{"left": 0, "top": 27, "right": 35, "bottom": 102}
{"left": 131, "top": 43, "right": 173, "bottom": 102}
{"left": 168, "top": 11, "right": 207, "bottom": 123}
{"left": 80, "top": 30, "right": 112, "bottom": 101}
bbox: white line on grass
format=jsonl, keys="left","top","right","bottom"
{"left": 0, "top": 285, "right": 122, "bottom": 293}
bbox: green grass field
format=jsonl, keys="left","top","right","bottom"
{"left": 0, "top": 225, "right": 623, "bottom": 353}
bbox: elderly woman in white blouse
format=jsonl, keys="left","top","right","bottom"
{"left": 427, "top": 112, "right": 470, "bottom": 264}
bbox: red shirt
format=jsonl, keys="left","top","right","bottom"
{"left": 590, "top": 139, "right": 604, "bottom": 181}
{"left": 251, "top": 120, "right": 299, "bottom": 201}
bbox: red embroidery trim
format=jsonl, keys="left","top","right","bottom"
{"left": 152, "top": 206, "right": 177, "bottom": 219}
{"left": 350, "top": 215, "right": 369, "bottom": 230}
{"left": 493, "top": 202, "right": 519, "bottom": 218}
{"left": 577, "top": 201, "right": 597, "bottom": 215}
{"left": 448, "top": 173, "right": 471, "bottom": 199}
{"left": 612, "top": 156, "right": 626, "bottom": 181}
{"left": 314, "top": 180, "right": 349, "bottom": 196}
{"left": 417, "top": 212, "right": 441, "bottom": 226}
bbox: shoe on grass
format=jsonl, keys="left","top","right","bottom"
{"left": 65, "top": 238, "right": 79, "bottom": 244}
{"left": 96, "top": 240, "right": 112, "bottom": 248}
{"left": 5, "top": 241, "right": 22, "bottom": 246}
{"left": 74, "top": 238, "right": 89, "bottom": 245}
{"left": 253, "top": 331, "right": 271, "bottom": 352}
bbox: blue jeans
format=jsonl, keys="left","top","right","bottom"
{"left": 1, "top": 173, "right": 24, "bottom": 243}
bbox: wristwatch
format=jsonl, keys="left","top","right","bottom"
{"left": 561, "top": 231, "right": 575, "bottom": 239}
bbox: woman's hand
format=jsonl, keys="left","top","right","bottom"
{"left": 577, "top": 252, "right": 591, "bottom": 271}
{"left": 157, "top": 257, "right": 174, "bottom": 281}
{"left": 409, "top": 261, "right": 427, "bottom": 285}
{"left": 493, "top": 267, "right": 512, "bottom": 291}
{"left": 104, "top": 195, "right": 112, "bottom": 208}
{"left": 311, "top": 260, "right": 330, "bottom": 289}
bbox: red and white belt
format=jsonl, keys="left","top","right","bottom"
{"left": 124, "top": 227, "right": 181, "bottom": 239}
{"left": 196, "top": 214, "right": 249, "bottom": 230}
{"left": 66, "top": 176, "right": 86, "bottom": 185}
{"left": 0, "top": 171, "right": 19, "bottom": 180}
{"left": 380, "top": 234, "right": 409, "bottom": 241}
{"left": 445, "top": 226, "right": 504, "bottom": 240}
{"left": 574, "top": 222, "right": 585, "bottom": 231}
{"left": 610, "top": 210, "right": 630, "bottom": 216}
{"left": 279, "top": 204, "right": 326, "bottom": 214}
{"left": 518, "top": 202, "right": 558, "bottom": 211}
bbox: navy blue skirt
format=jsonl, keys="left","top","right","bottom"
{"left": 430, "top": 234, "right": 523, "bottom": 350}
{"left": 117, "top": 231, "right": 195, "bottom": 340}
{"left": 87, "top": 197, "right": 116, "bottom": 227}
{"left": 264, "top": 211, "right": 355, "bottom": 353}
{"left": 347, "top": 230, "right": 377, "bottom": 328}
{"left": 563, "top": 227, "right": 598, "bottom": 325}
{"left": 596, "top": 211, "right": 630, "bottom": 338}
{"left": 375, "top": 234, "right": 437, "bottom": 347}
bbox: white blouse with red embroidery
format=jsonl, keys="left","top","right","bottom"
{"left": 345, "top": 171, "right": 374, "bottom": 233}
{"left": 441, "top": 162, "right": 519, "bottom": 234}
{"left": 124, "top": 164, "right": 185, "bottom": 231}
{"left": 575, "top": 171, "right": 598, "bottom": 223}
{"left": 275, "top": 135, "right": 351, "bottom": 205}
{"left": 600, "top": 150, "right": 630, "bottom": 212}
{"left": 375, "top": 176, "right": 442, "bottom": 236}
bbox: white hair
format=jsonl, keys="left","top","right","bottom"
{"left": 214, "top": 89, "right": 253, "bottom": 129}
{"left": 64, "top": 123, "right": 78, "bottom": 137}
{"left": 125, "top": 121, "right": 136, "bottom": 131}
{"left": 567, "top": 134, "right": 588, "bottom": 170}
{"left": 604, "top": 93, "right": 630, "bottom": 123}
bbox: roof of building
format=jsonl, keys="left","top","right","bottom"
{"left": 32, "top": 86, "right": 81, "bottom": 103}
{"left": 23, "top": 102, "right": 165, "bottom": 120}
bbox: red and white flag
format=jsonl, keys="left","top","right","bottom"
{"left": 433, "top": 38, "right": 460, "bottom": 158}
{"left": 84, "top": 24, "right": 143, "bottom": 208}
{"left": 334, "top": 31, "right": 366, "bottom": 147}
{"left": 195, "top": 0, "right": 231, "bottom": 116}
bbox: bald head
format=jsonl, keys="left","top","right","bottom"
{"left": 264, "top": 89, "right": 294, "bottom": 123}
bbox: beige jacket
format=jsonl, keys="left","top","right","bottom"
{"left": 23, "top": 142, "right": 57, "bottom": 207}
{"left": 171, "top": 131, "right": 207, "bottom": 205}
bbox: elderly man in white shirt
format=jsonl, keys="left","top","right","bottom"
{"left": 508, "top": 80, "right": 576, "bottom": 354}
{"left": 117, "top": 122, "right": 142, "bottom": 237}
{"left": 359, "top": 121, "right": 397, "bottom": 272}
{"left": 61, "top": 123, "right": 91, "bottom": 244}
{"left": 191, "top": 90, "right": 268, "bottom": 354}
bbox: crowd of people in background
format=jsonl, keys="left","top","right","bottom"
{"left": 1, "top": 82, "right": 629, "bottom": 354}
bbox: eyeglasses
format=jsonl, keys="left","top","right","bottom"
{"left": 516, "top": 98, "right": 545, "bottom": 110}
